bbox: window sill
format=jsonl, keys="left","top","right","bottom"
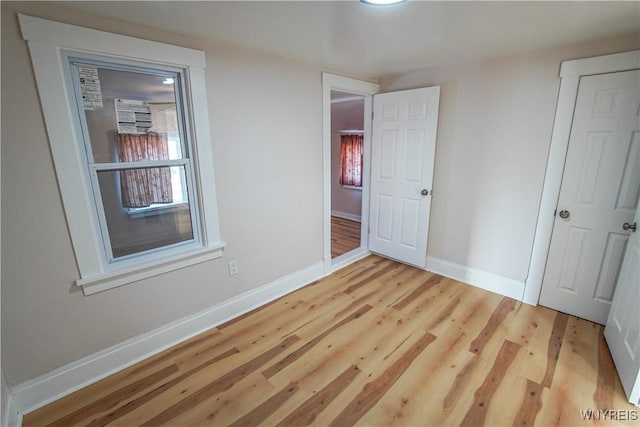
{"left": 342, "top": 185, "right": 363, "bottom": 191}
{"left": 127, "top": 202, "right": 189, "bottom": 219}
{"left": 77, "top": 242, "right": 225, "bottom": 295}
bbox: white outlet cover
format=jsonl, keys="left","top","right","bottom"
{"left": 228, "top": 260, "right": 239, "bottom": 275}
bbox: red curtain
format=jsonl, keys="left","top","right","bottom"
{"left": 118, "top": 132, "right": 173, "bottom": 208}
{"left": 339, "top": 134, "right": 363, "bottom": 187}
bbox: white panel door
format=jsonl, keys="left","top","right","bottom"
{"left": 369, "top": 87, "right": 440, "bottom": 268}
{"left": 540, "top": 70, "right": 640, "bottom": 324}
{"left": 605, "top": 207, "right": 640, "bottom": 406}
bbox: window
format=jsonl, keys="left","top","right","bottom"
{"left": 69, "top": 59, "right": 198, "bottom": 259}
{"left": 339, "top": 134, "right": 363, "bottom": 188}
{"left": 20, "top": 15, "right": 225, "bottom": 294}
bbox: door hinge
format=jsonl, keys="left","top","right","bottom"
{"left": 553, "top": 209, "right": 557, "bottom": 217}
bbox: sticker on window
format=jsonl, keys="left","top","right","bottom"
{"left": 78, "top": 66, "right": 103, "bottom": 110}
{"left": 115, "top": 99, "right": 153, "bottom": 134}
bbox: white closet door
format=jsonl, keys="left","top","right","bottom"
{"left": 539, "top": 70, "right": 640, "bottom": 324}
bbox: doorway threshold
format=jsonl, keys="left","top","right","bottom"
{"left": 329, "top": 248, "right": 371, "bottom": 274}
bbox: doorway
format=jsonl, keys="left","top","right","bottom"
{"left": 322, "top": 74, "right": 379, "bottom": 274}
{"left": 323, "top": 74, "right": 441, "bottom": 274}
{"left": 330, "top": 91, "right": 365, "bottom": 259}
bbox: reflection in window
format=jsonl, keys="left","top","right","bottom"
{"left": 97, "top": 168, "right": 193, "bottom": 258}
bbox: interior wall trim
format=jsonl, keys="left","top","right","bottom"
{"left": 9, "top": 261, "right": 325, "bottom": 416}
{"left": 331, "top": 210, "right": 362, "bottom": 222}
{"left": 1, "top": 375, "right": 21, "bottom": 427}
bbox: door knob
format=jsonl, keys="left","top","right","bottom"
{"left": 558, "top": 210, "right": 570, "bottom": 219}
{"left": 421, "top": 189, "right": 429, "bottom": 196}
{"left": 623, "top": 222, "right": 637, "bottom": 232}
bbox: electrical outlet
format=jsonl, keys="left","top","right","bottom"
{"left": 228, "top": 260, "right": 239, "bottom": 276}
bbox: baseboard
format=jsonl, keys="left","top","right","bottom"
{"left": 426, "top": 256, "right": 525, "bottom": 301}
{"left": 331, "top": 210, "right": 362, "bottom": 222}
{"left": 10, "top": 261, "right": 325, "bottom": 415}
{"left": 3, "top": 399, "right": 22, "bottom": 427}
{"left": 1, "top": 378, "right": 21, "bottom": 427}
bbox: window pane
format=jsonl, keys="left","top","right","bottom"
{"left": 339, "top": 134, "right": 363, "bottom": 187}
{"left": 78, "top": 66, "right": 184, "bottom": 163}
{"left": 97, "top": 167, "right": 194, "bottom": 259}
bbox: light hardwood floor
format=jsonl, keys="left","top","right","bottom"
{"left": 331, "top": 216, "right": 361, "bottom": 258}
{"left": 24, "top": 256, "right": 637, "bottom": 426}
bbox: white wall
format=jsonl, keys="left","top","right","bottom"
{"left": 380, "top": 34, "right": 640, "bottom": 284}
{"left": 1, "top": 3, "right": 324, "bottom": 388}
{"left": 2, "top": 0, "right": 639, "bottom": 404}
{"left": 331, "top": 98, "right": 364, "bottom": 218}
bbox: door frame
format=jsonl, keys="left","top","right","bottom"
{"left": 524, "top": 50, "right": 640, "bottom": 305}
{"left": 322, "top": 73, "right": 379, "bottom": 275}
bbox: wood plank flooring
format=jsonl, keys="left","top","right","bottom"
{"left": 331, "top": 216, "right": 361, "bottom": 258}
{"left": 23, "top": 256, "right": 637, "bottom": 426}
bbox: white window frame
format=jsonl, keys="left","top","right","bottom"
{"left": 19, "top": 14, "right": 225, "bottom": 295}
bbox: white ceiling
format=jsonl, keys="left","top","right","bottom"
{"left": 60, "top": 1, "right": 639, "bottom": 78}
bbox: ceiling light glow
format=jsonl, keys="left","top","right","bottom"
{"left": 360, "top": 0, "right": 406, "bottom": 5}
{"left": 162, "top": 78, "right": 175, "bottom": 85}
